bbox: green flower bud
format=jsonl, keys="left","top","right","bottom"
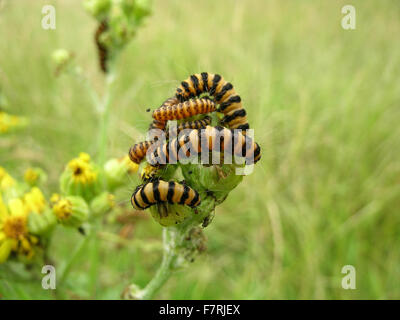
{"left": 83, "top": 0, "right": 111, "bottom": 20}
{"left": 51, "top": 49, "right": 72, "bottom": 65}
{"left": 90, "top": 192, "right": 115, "bottom": 217}
{"left": 104, "top": 155, "right": 138, "bottom": 191}
{"left": 181, "top": 164, "right": 243, "bottom": 204}
{"left": 52, "top": 195, "right": 89, "bottom": 228}
{"left": 60, "top": 153, "right": 101, "bottom": 202}
{"left": 24, "top": 167, "right": 47, "bottom": 187}
{"left": 149, "top": 202, "right": 191, "bottom": 227}
{"left": 28, "top": 208, "right": 57, "bottom": 235}
{"left": 51, "top": 49, "right": 75, "bottom": 76}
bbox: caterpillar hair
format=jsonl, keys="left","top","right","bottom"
{"left": 148, "top": 125, "right": 261, "bottom": 166}
{"left": 152, "top": 98, "right": 216, "bottom": 122}
{"left": 175, "top": 73, "right": 249, "bottom": 131}
{"left": 131, "top": 179, "right": 201, "bottom": 210}
{"left": 95, "top": 20, "right": 109, "bottom": 73}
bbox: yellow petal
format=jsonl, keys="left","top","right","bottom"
{"left": 0, "top": 239, "right": 13, "bottom": 263}
{"left": 0, "top": 194, "right": 9, "bottom": 221}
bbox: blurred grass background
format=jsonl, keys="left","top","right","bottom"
{"left": 1, "top": 0, "right": 400, "bottom": 299}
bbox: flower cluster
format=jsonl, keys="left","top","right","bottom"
{"left": 0, "top": 150, "right": 139, "bottom": 265}
{"left": 0, "top": 168, "right": 53, "bottom": 263}
{"left": 83, "top": 0, "right": 152, "bottom": 72}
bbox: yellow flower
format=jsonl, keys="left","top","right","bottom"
{"left": 23, "top": 187, "right": 47, "bottom": 214}
{"left": 50, "top": 193, "right": 61, "bottom": 204}
{"left": 60, "top": 153, "right": 100, "bottom": 201}
{"left": 53, "top": 199, "right": 73, "bottom": 220}
{"left": 121, "top": 155, "right": 139, "bottom": 174}
{"left": 0, "top": 111, "right": 27, "bottom": 134}
{"left": 0, "top": 166, "right": 16, "bottom": 191}
{"left": 0, "top": 197, "right": 38, "bottom": 263}
{"left": 67, "top": 153, "right": 97, "bottom": 184}
{"left": 24, "top": 168, "right": 38, "bottom": 185}
{"left": 52, "top": 196, "right": 89, "bottom": 227}
{"left": 140, "top": 163, "right": 158, "bottom": 181}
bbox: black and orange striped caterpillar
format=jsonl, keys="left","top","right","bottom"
{"left": 175, "top": 73, "right": 249, "bottom": 131}
{"left": 148, "top": 97, "right": 179, "bottom": 133}
{"left": 129, "top": 140, "right": 153, "bottom": 164}
{"left": 95, "top": 20, "right": 109, "bottom": 73}
{"left": 132, "top": 116, "right": 212, "bottom": 165}
{"left": 166, "top": 115, "right": 212, "bottom": 139}
{"left": 148, "top": 125, "right": 261, "bottom": 166}
{"left": 131, "top": 179, "right": 201, "bottom": 210}
{"left": 152, "top": 98, "right": 216, "bottom": 122}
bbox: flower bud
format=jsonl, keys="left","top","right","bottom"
{"left": 27, "top": 208, "right": 56, "bottom": 235}
{"left": 60, "top": 153, "right": 100, "bottom": 202}
{"left": 83, "top": 0, "right": 111, "bottom": 19}
{"left": 24, "top": 167, "right": 47, "bottom": 187}
{"left": 149, "top": 203, "right": 190, "bottom": 227}
{"left": 51, "top": 49, "right": 74, "bottom": 76}
{"left": 90, "top": 192, "right": 115, "bottom": 217}
{"left": 22, "top": 187, "right": 55, "bottom": 235}
{"left": 104, "top": 155, "right": 138, "bottom": 191}
{"left": 52, "top": 196, "right": 89, "bottom": 228}
{"left": 181, "top": 164, "right": 243, "bottom": 204}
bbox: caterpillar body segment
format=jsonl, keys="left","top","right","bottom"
{"left": 147, "top": 97, "right": 180, "bottom": 134}
{"left": 131, "top": 179, "right": 201, "bottom": 210}
{"left": 95, "top": 20, "right": 109, "bottom": 73}
{"left": 152, "top": 98, "right": 216, "bottom": 122}
{"left": 148, "top": 126, "right": 261, "bottom": 166}
{"left": 148, "top": 119, "right": 167, "bottom": 132}
{"left": 128, "top": 141, "right": 154, "bottom": 164}
{"left": 175, "top": 73, "right": 249, "bottom": 131}
{"left": 166, "top": 115, "right": 212, "bottom": 139}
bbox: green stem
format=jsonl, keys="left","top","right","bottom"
{"left": 97, "top": 72, "right": 115, "bottom": 167}
{"left": 133, "top": 218, "right": 200, "bottom": 300}
{"left": 58, "top": 233, "right": 90, "bottom": 286}
{"left": 137, "top": 228, "right": 178, "bottom": 300}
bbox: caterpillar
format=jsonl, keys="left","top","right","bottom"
{"left": 128, "top": 141, "right": 154, "bottom": 164}
{"left": 95, "top": 20, "right": 109, "bottom": 73}
{"left": 148, "top": 125, "right": 261, "bottom": 166}
{"left": 131, "top": 179, "right": 201, "bottom": 210}
{"left": 166, "top": 115, "right": 212, "bottom": 139}
{"left": 152, "top": 98, "right": 216, "bottom": 122}
{"left": 175, "top": 73, "right": 249, "bottom": 131}
{"left": 148, "top": 96, "right": 180, "bottom": 135}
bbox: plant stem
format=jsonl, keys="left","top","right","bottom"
{"left": 133, "top": 221, "right": 194, "bottom": 300}
{"left": 97, "top": 71, "right": 115, "bottom": 166}
{"left": 138, "top": 228, "right": 177, "bottom": 300}
{"left": 58, "top": 232, "right": 90, "bottom": 286}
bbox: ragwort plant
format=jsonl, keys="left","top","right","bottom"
{"left": 0, "top": 0, "right": 261, "bottom": 300}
